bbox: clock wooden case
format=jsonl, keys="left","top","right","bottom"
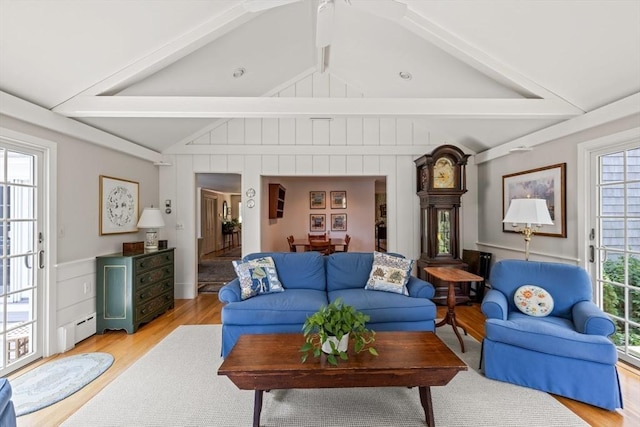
{"left": 415, "top": 145, "right": 470, "bottom": 303}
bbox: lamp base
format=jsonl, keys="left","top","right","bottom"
{"left": 145, "top": 230, "right": 159, "bottom": 252}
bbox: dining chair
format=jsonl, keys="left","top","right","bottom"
{"left": 334, "top": 234, "right": 351, "bottom": 253}
{"left": 286, "top": 235, "right": 296, "bottom": 252}
{"left": 308, "top": 233, "right": 327, "bottom": 241}
{"left": 309, "top": 239, "right": 332, "bottom": 255}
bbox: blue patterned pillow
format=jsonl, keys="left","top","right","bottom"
{"left": 364, "top": 252, "right": 413, "bottom": 295}
{"left": 232, "top": 257, "right": 284, "bottom": 300}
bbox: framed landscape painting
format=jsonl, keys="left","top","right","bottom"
{"left": 502, "top": 163, "right": 566, "bottom": 237}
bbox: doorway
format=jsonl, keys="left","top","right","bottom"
{"left": 196, "top": 173, "right": 242, "bottom": 294}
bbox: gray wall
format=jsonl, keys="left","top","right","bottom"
{"left": 477, "top": 114, "right": 640, "bottom": 264}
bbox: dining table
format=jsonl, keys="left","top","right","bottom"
{"left": 291, "top": 238, "right": 347, "bottom": 252}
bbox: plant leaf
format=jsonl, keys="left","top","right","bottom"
{"left": 369, "top": 347, "right": 379, "bottom": 356}
{"left": 327, "top": 354, "right": 338, "bottom": 366}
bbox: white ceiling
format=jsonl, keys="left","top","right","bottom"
{"left": 0, "top": 0, "right": 638, "bottom": 154}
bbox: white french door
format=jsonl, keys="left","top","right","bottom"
{"left": 0, "top": 140, "right": 45, "bottom": 376}
{"left": 588, "top": 140, "right": 640, "bottom": 367}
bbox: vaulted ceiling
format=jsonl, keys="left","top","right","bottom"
{"left": 1, "top": 0, "right": 638, "bottom": 154}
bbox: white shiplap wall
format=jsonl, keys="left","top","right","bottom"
{"left": 162, "top": 71, "right": 477, "bottom": 298}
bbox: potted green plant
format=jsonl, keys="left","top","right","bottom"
{"left": 300, "top": 298, "right": 377, "bottom": 366}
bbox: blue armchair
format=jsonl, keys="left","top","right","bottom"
{"left": 481, "top": 259, "right": 623, "bottom": 410}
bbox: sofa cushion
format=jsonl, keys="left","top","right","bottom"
{"left": 244, "top": 252, "right": 327, "bottom": 291}
{"left": 328, "top": 289, "right": 436, "bottom": 324}
{"left": 232, "top": 257, "right": 284, "bottom": 300}
{"left": 485, "top": 313, "right": 618, "bottom": 365}
{"left": 514, "top": 285, "right": 554, "bottom": 317}
{"left": 364, "top": 252, "right": 412, "bottom": 295}
{"left": 221, "top": 289, "right": 328, "bottom": 326}
{"left": 326, "top": 252, "right": 375, "bottom": 291}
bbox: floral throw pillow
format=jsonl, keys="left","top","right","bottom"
{"left": 514, "top": 284, "right": 554, "bottom": 317}
{"left": 232, "top": 257, "right": 284, "bottom": 300}
{"left": 364, "top": 252, "right": 413, "bottom": 295}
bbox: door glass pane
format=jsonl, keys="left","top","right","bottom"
{"left": 601, "top": 151, "right": 624, "bottom": 182}
{"left": 7, "top": 152, "right": 34, "bottom": 185}
{"left": 7, "top": 186, "right": 34, "bottom": 220}
{"left": 627, "top": 148, "right": 640, "bottom": 181}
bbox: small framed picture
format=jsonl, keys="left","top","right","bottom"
{"left": 331, "top": 214, "right": 347, "bottom": 231}
{"left": 310, "top": 214, "right": 326, "bottom": 232}
{"left": 310, "top": 191, "right": 326, "bottom": 209}
{"left": 330, "top": 191, "right": 347, "bottom": 209}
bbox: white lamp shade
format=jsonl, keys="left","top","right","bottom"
{"left": 137, "top": 207, "right": 165, "bottom": 229}
{"left": 503, "top": 198, "right": 553, "bottom": 225}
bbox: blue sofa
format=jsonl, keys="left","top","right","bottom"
{"left": 481, "top": 259, "right": 623, "bottom": 410}
{"left": 0, "top": 379, "right": 16, "bottom": 427}
{"left": 218, "top": 251, "right": 437, "bottom": 357}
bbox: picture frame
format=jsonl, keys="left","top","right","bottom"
{"left": 310, "top": 214, "right": 326, "bottom": 232}
{"left": 331, "top": 213, "right": 347, "bottom": 231}
{"left": 99, "top": 175, "right": 139, "bottom": 235}
{"left": 330, "top": 191, "right": 347, "bottom": 209}
{"left": 310, "top": 191, "right": 326, "bottom": 209}
{"left": 502, "top": 163, "right": 566, "bottom": 237}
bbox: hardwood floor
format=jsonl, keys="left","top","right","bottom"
{"left": 10, "top": 296, "right": 640, "bottom": 426}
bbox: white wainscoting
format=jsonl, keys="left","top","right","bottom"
{"left": 55, "top": 257, "right": 97, "bottom": 352}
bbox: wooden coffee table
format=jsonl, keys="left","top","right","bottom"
{"left": 218, "top": 331, "right": 467, "bottom": 427}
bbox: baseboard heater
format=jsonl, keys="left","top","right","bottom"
{"left": 57, "top": 312, "right": 97, "bottom": 352}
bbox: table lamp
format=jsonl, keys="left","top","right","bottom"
{"left": 137, "top": 207, "right": 165, "bottom": 251}
{"left": 503, "top": 198, "right": 553, "bottom": 260}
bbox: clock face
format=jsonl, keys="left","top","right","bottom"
{"left": 433, "top": 157, "right": 455, "bottom": 189}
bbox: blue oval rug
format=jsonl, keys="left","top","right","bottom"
{"left": 11, "top": 352, "right": 114, "bottom": 416}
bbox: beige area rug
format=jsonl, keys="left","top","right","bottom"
{"left": 62, "top": 325, "right": 588, "bottom": 427}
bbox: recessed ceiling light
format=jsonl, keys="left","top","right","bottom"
{"left": 233, "top": 67, "right": 246, "bottom": 78}
{"left": 399, "top": 71, "right": 412, "bottom": 80}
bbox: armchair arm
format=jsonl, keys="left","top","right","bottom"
{"left": 406, "top": 276, "right": 435, "bottom": 299}
{"left": 572, "top": 300, "right": 616, "bottom": 336}
{"left": 481, "top": 289, "right": 508, "bottom": 320}
{"left": 218, "top": 278, "right": 242, "bottom": 303}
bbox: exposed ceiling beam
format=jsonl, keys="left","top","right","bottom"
{"left": 55, "top": 4, "right": 259, "bottom": 102}
{"left": 0, "top": 92, "right": 162, "bottom": 162}
{"left": 53, "top": 96, "right": 583, "bottom": 119}
{"left": 400, "top": 10, "right": 582, "bottom": 111}
{"left": 475, "top": 92, "right": 640, "bottom": 163}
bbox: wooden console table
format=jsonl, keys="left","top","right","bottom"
{"left": 425, "top": 267, "right": 483, "bottom": 353}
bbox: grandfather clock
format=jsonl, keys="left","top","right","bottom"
{"left": 415, "top": 145, "right": 470, "bottom": 303}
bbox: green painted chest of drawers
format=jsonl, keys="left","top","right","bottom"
{"left": 96, "top": 248, "right": 175, "bottom": 334}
